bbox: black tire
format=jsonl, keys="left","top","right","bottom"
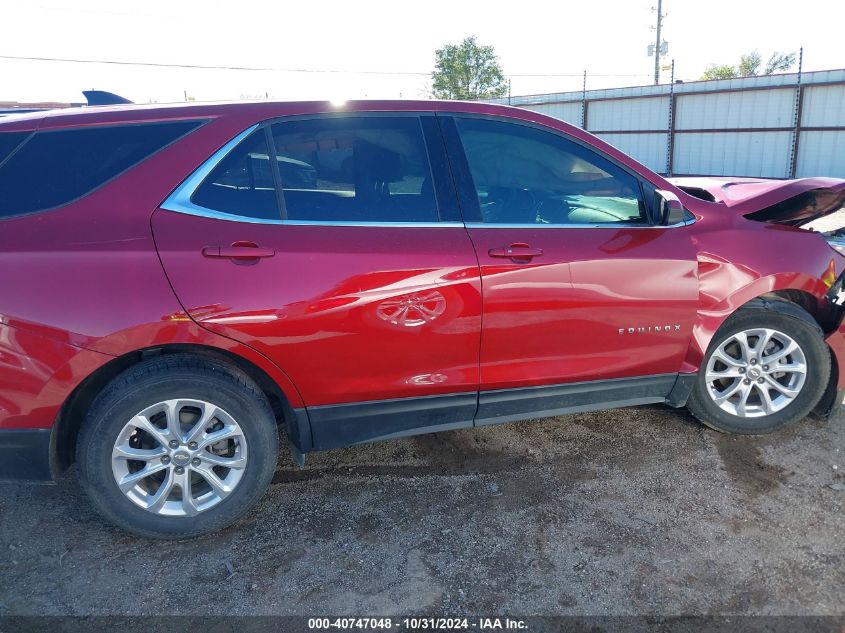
{"left": 686, "top": 302, "right": 830, "bottom": 434}
{"left": 77, "top": 354, "right": 279, "bottom": 538}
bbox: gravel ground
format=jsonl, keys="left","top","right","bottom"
{"left": 0, "top": 404, "right": 843, "bottom": 617}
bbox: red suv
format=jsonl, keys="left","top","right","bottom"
{"left": 2, "top": 100, "right": 844, "bottom": 537}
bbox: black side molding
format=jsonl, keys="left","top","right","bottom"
{"left": 300, "top": 392, "right": 477, "bottom": 452}
{"left": 287, "top": 408, "right": 314, "bottom": 454}
{"left": 0, "top": 428, "right": 54, "bottom": 483}
{"left": 665, "top": 373, "right": 697, "bottom": 408}
{"left": 475, "top": 374, "right": 678, "bottom": 426}
{"left": 290, "top": 374, "right": 684, "bottom": 456}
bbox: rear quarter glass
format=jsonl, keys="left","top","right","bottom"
{"left": 0, "top": 131, "right": 30, "bottom": 165}
{"left": 0, "top": 120, "right": 204, "bottom": 218}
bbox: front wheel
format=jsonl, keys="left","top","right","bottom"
{"left": 686, "top": 303, "right": 830, "bottom": 434}
{"left": 77, "top": 355, "right": 279, "bottom": 538}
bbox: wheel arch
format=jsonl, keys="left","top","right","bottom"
{"left": 52, "top": 343, "right": 304, "bottom": 472}
{"left": 683, "top": 271, "right": 835, "bottom": 373}
{"left": 676, "top": 280, "right": 841, "bottom": 414}
{"left": 757, "top": 289, "right": 829, "bottom": 326}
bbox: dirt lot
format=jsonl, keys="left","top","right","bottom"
{"left": 0, "top": 404, "right": 843, "bottom": 616}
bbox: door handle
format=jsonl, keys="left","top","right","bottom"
{"left": 202, "top": 241, "right": 275, "bottom": 260}
{"left": 488, "top": 243, "right": 544, "bottom": 261}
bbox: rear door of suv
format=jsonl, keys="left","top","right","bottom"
{"left": 152, "top": 113, "right": 482, "bottom": 449}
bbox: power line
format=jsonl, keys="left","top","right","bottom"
{"left": 0, "top": 54, "right": 427, "bottom": 75}
{"left": 0, "top": 54, "right": 652, "bottom": 78}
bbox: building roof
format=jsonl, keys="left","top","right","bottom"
{"left": 488, "top": 68, "right": 845, "bottom": 106}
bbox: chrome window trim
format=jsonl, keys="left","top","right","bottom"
{"left": 161, "top": 121, "right": 695, "bottom": 230}
{"left": 160, "top": 121, "right": 460, "bottom": 228}
{"left": 161, "top": 124, "right": 260, "bottom": 219}
{"left": 464, "top": 218, "right": 694, "bottom": 229}
{"left": 161, "top": 212, "right": 464, "bottom": 228}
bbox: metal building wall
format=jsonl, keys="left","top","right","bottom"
{"left": 593, "top": 133, "right": 668, "bottom": 173}
{"left": 673, "top": 131, "right": 792, "bottom": 177}
{"left": 796, "top": 84, "right": 845, "bottom": 177}
{"left": 523, "top": 101, "right": 581, "bottom": 126}
{"left": 495, "top": 69, "right": 845, "bottom": 179}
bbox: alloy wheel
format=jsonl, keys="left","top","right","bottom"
{"left": 110, "top": 399, "right": 248, "bottom": 516}
{"left": 705, "top": 328, "right": 807, "bottom": 418}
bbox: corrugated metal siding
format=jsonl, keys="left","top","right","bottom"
{"left": 493, "top": 69, "right": 845, "bottom": 178}
{"left": 674, "top": 89, "right": 794, "bottom": 129}
{"left": 595, "top": 133, "right": 668, "bottom": 173}
{"left": 587, "top": 97, "right": 669, "bottom": 131}
{"left": 523, "top": 102, "right": 582, "bottom": 126}
{"left": 673, "top": 131, "right": 792, "bottom": 177}
{"left": 495, "top": 70, "right": 845, "bottom": 107}
{"left": 795, "top": 130, "right": 845, "bottom": 177}
{"left": 801, "top": 85, "right": 845, "bottom": 127}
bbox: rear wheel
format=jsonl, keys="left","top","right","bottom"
{"left": 686, "top": 304, "right": 830, "bottom": 434}
{"left": 77, "top": 355, "right": 278, "bottom": 538}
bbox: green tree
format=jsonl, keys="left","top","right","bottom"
{"left": 701, "top": 50, "right": 796, "bottom": 80}
{"left": 701, "top": 64, "right": 738, "bottom": 80}
{"left": 431, "top": 36, "right": 507, "bottom": 100}
{"left": 738, "top": 51, "right": 762, "bottom": 77}
{"left": 765, "top": 51, "right": 797, "bottom": 74}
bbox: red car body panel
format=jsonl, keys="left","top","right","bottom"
{"left": 465, "top": 225, "right": 699, "bottom": 390}
{"left": 674, "top": 206, "right": 844, "bottom": 379}
{"left": 0, "top": 324, "right": 112, "bottom": 430}
{"left": 152, "top": 211, "right": 483, "bottom": 406}
{"left": 1, "top": 99, "right": 844, "bottom": 474}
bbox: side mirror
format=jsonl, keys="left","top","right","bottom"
{"left": 654, "top": 189, "right": 687, "bottom": 226}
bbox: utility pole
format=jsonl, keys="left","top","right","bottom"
{"left": 653, "top": 0, "right": 664, "bottom": 85}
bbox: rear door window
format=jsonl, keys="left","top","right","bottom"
{"left": 190, "top": 129, "right": 280, "bottom": 220}
{"left": 0, "top": 120, "right": 203, "bottom": 218}
{"left": 269, "top": 116, "right": 439, "bottom": 223}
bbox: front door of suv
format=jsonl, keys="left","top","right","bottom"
{"left": 153, "top": 114, "right": 482, "bottom": 450}
{"left": 439, "top": 115, "right": 698, "bottom": 423}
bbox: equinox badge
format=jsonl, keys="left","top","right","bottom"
{"left": 619, "top": 325, "right": 682, "bottom": 334}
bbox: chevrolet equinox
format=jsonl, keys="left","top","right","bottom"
{"left": 1, "top": 100, "right": 844, "bottom": 537}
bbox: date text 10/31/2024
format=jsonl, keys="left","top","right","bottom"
{"left": 307, "top": 617, "right": 528, "bottom": 630}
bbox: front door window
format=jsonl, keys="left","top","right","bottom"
{"left": 455, "top": 117, "right": 645, "bottom": 225}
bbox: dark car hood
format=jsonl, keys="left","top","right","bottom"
{"left": 667, "top": 176, "right": 845, "bottom": 226}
